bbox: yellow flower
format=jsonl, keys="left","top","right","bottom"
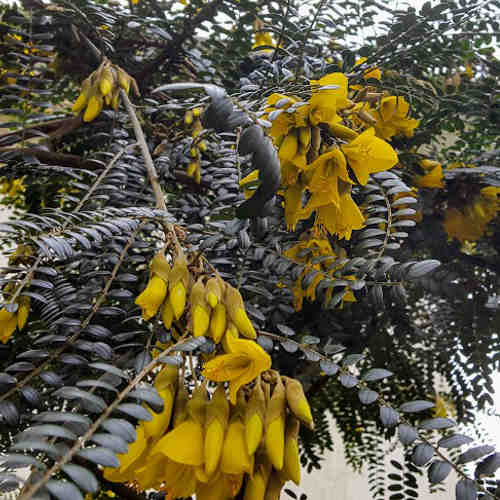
{"left": 202, "top": 334, "right": 271, "bottom": 404}
{"left": 375, "top": 96, "right": 420, "bottom": 140}
{"left": 341, "top": 127, "right": 398, "bottom": 185}
{"left": 414, "top": 164, "right": 444, "bottom": 188}
{"left": 309, "top": 72, "right": 350, "bottom": 110}
{"left": 135, "top": 275, "right": 167, "bottom": 320}
{"left": 354, "top": 57, "right": 382, "bottom": 81}
{"left": 0, "top": 308, "right": 17, "bottom": 344}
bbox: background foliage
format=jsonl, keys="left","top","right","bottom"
{"left": 0, "top": 0, "right": 499, "bottom": 498}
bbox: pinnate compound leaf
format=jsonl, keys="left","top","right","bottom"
{"left": 77, "top": 447, "right": 120, "bottom": 468}
{"left": 399, "top": 400, "right": 435, "bottom": 413}
{"left": 88, "top": 362, "right": 129, "bottom": 380}
{"left": 438, "top": 434, "right": 473, "bottom": 449}
{"left": 61, "top": 464, "right": 99, "bottom": 493}
{"left": 455, "top": 479, "right": 477, "bottom": 500}
{"left": 46, "top": 480, "right": 84, "bottom": 500}
{"left": 412, "top": 443, "right": 434, "bottom": 466}
{"left": 398, "top": 424, "right": 418, "bottom": 445}
{"left": 457, "top": 445, "right": 495, "bottom": 464}
{"left": 428, "top": 460, "right": 452, "bottom": 484}
{"left": 362, "top": 368, "right": 393, "bottom": 382}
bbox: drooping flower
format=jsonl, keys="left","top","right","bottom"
{"left": 135, "top": 275, "right": 167, "bottom": 320}
{"left": 309, "top": 72, "right": 350, "bottom": 111}
{"left": 372, "top": 96, "right": 420, "bottom": 140}
{"left": 341, "top": 127, "right": 398, "bottom": 185}
{"left": 202, "top": 334, "right": 271, "bottom": 404}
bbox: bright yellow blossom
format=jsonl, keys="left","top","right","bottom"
{"left": 414, "top": 164, "right": 444, "bottom": 188}
{"left": 202, "top": 334, "right": 271, "bottom": 404}
{"left": 135, "top": 275, "right": 167, "bottom": 320}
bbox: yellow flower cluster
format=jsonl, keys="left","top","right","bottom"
{"left": 72, "top": 59, "right": 139, "bottom": 122}
{"left": 184, "top": 108, "right": 206, "bottom": 183}
{"left": 135, "top": 252, "right": 257, "bottom": 343}
{"left": 262, "top": 72, "right": 399, "bottom": 239}
{"left": 442, "top": 186, "right": 500, "bottom": 243}
{"left": 0, "top": 292, "right": 30, "bottom": 344}
{"left": 104, "top": 356, "right": 313, "bottom": 500}
{"left": 283, "top": 231, "right": 356, "bottom": 311}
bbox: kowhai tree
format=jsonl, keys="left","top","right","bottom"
{"left": 0, "top": 0, "right": 499, "bottom": 499}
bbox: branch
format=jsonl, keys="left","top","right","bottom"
{"left": 0, "top": 148, "right": 103, "bottom": 170}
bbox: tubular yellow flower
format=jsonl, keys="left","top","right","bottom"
{"left": 142, "top": 386, "right": 175, "bottom": 442}
{"left": 282, "top": 417, "right": 301, "bottom": 485}
{"left": 220, "top": 415, "right": 253, "bottom": 475}
{"left": 210, "top": 303, "right": 227, "bottom": 343}
{"left": 168, "top": 252, "right": 189, "bottom": 319}
{"left": 135, "top": 275, "right": 167, "bottom": 320}
{"left": 83, "top": 94, "right": 103, "bottom": 122}
{"left": 205, "top": 276, "right": 224, "bottom": 308}
{"left": 224, "top": 284, "right": 256, "bottom": 339}
{"left": 264, "top": 470, "right": 286, "bottom": 500}
{"left": 191, "top": 278, "right": 211, "bottom": 337}
{"left": 341, "top": 127, "right": 398, "bottom": 185}
{"left": 204, "top": 384, "right": 230, "bottom": 476}
{"left": 265, "top": 377, "right": 286, "bottom": 470}
{"left": 245, "top": 379, "right": 266, "bottom": 455}
{"left": 310, "top": 72, "right": 350, "bottom": 110}
{"left": 414, "top": 164, "right": 444, "bottom": 188}
{"left": 0, "top": 308, "right": 17, "bottom": 344}
{"left": 284, "top": 377, "right": 314, "bottom": 429}
{"left": 202, "top": 334, "right": 271, "bottom": 404}
{"left": 161, "top": 300, "right": 174, "bottom": 329}
{"left": 244, "top": 457, "right": 271, "bottom": 500}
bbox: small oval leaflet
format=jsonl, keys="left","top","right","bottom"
{"left": 320, "top": 360, "right": 339, "bottom": 376}
{"left": 116, "top": 403, "right": 153, "bottom": 422}
{"left": 399, "top": 400, "right": 435, "bottom": 413}
{"left": 362, "top": 368, "right": 393, "bottom": 382}
{"left": 276, "top": 324, "right": 295, "bottom": 337}
{"left": 455, "top": 479, "right": 477, "bottom": 500}
{"left": 101, "top": 418, "right": 136, "bottom": 443}
{"left": 46, "top": 479, "right": 84, "bottom": 500}
{"left": 438, "top": 434, "right": 473, "bottom": 449}
{"left": 475, "top": 452, "right": 500, "bottom": 478}
{"left": 380, "top": 406, "right": 400, "bottom": 427}
{"left": 342, "top": 354, "right": 364, "bottom": 366}
{"left": 21, "top": 424, "right": 77, "bottom": 441}
{"left": 457, "top": 445, "right": 495, "bottom": 464}
{"left": 398, "top": 424, "right": 418, "bottom": 445}
{"left": 90, "top": 433, "right": 129, "bottom": 454}
{"left": 280, "top": 340, "right": 299, "bottom": 353}
{"left": 428, "top": 460, "right": 452, "bottom": 484}
{"left": 61, "top": 464, "right": 99, "bottom": 494}
{"left": 406, "top": 260, "right": 441, "bottom": 279}
{"left": 420, "top": 417, "right": 456, "bottom": 430}
{"left": 77, "top": 447, "right": 120, "bottom": 468}
{"left": 412, "top": 443, "right": 434, "bottom": 466}
{"left": 358, "top": 388, "right": 378, "bottom": 405}
{"left": 339, "top": 374, "right": 358, "bottom": 388}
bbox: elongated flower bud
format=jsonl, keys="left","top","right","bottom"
{"left": 225, "top": 284, "right": 256, "bottom": 339}
{"left": 83, "top": 93, "right": 103, "bottom": 122}
{"left": 205, "top": 277, "right": 224, "bottom": 308}
{"left": 284, "top": 377, "right": 314, "bottom": 429}
{"left": 245, "top": 379, "right": 266, "bottom": 455}
{"left": 209, "top": 303, "right": 227, "bottom": 343}
{"left": 184, "top": 110, "right": 194, "bottom": 125}
{"left": 265, "top": 376, "right": 286, "bottom": 470}
{"left": 0, "top": 308, "right": 17, "bottom": 344}
{"left": 191, "top": 278, "right": 211, "bottom": 337}
{"left": 264, "top": 470, "right": 286, "bottom": 500}
{"left": 244, "top": 456, "right": 271, "bottom": 500}
{"left": 221, "top": 322, "right": 239, "bottom": 353}
{"left": 72, "top": 77, "right": 92, "bottom": 113}
{"left": 143, "top": 386, "right": 176, "bottom": 441}
{"left": 221, "top": 416, "right": 253, "bottom": 475}
{"left": 136, "top": 275, "right": 168, "bottom": 320}
{"left": 282, "top": 416, "right": 301, "bottom": 485}
{"left": 99, "top": 65, "right": 114, "bottom": 96}
{"left": 204, "top": 385, "right": 230, "bottom": 476}
{"left": 168, "top": 252, "right": 189, "bottom": 320}
{"left": 299, "top": 127, "right": 311, "bottom": 148}
{"left": 116, "top": 66, "right": 131, "bottom": 93}
{"left": 150, "top": 253, "right": 171, "bottom": 282}
{"left": 154, "top": 364, "right": 178, "bottom": 391}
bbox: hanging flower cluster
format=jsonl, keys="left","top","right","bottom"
{"left": 183, "top": 107, "right": 206, "bottom": 184}
{"left": 135, "top": 252, "right": 257, "bottom": 342}
{"left": 261, "top": 72, "right": 399, "bottom": 239}
{"left": 72, "top": 59, "right": 139, "bottom": 122}
{"left": 283, "top": 229, "right": 355, "bottom": 311}
{"left": 106, "top": 302, "right": 314, "bottom": 499}
{"left": 443, "top": 186, "right": 500, "bottom": 243}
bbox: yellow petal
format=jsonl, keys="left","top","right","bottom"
{"left": 232, "top": 308, "right": 256, "bottom": 339}
{"left": 83, "top": 95, "right": 103, "bottom": 122}
{"left": 0, "top": 308, "right": 17, "bottom": 344}
{"left": 136, "top": 275, "right": 167, "bottom": 320}
{"left": 151, "top": 420, "right": 203, "bottom": 466}
{"left": 245, "top": 412, "right": 263, "bottom": 455}
{"left": 265, "top": 417, "right": 284, "bottom": 470}
{"left": 210, "top": 303, "right": 227, "bottom": 343}
{"left": 161, "top": 300, "right": 174, "bottom": 329}
{"left": 169, "top": 281, "right": 186, "bottom": 319}
{"left": 205, "top": 418, "right": 224, "bottom": 476}
{"left": 221, "top": 419, "right": 253, "bottom": 475}
{"left": 193, "top": 304, "right": 210, "bottom": 337}
{"left": 142, "top": 387, "right": 174, "bottom": 441}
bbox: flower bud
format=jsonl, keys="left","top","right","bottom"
{"left": 245, "top": 379, "right": 266, "bottom": 455}
{"left": 225, "top": 284, "right": 256, "bottom": 339}
{"left": 136, "top": 275, "right": 168, "bottom": 320}
{"left": 265, "top": 377, "right": 286, "bottom": 470}
{"left": 204, "top": 385, "right": 229, "bottom": 476}
{"left": 205, "top": 276, "right": 224, "bottom": 308}
{"left": 282, "top": 416, "right": 301, "bottom": 485}
{"left": 168, "top": 252, "right": 189, "bottom": 319}
{"left": 191, "top": 278, "right": 211, "bottom": 337}
{"left": 209, "top": 303, "right": 227, "bottom": 343}
{"left": 284, "top": 377, "right": 314, "bottom": 429}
